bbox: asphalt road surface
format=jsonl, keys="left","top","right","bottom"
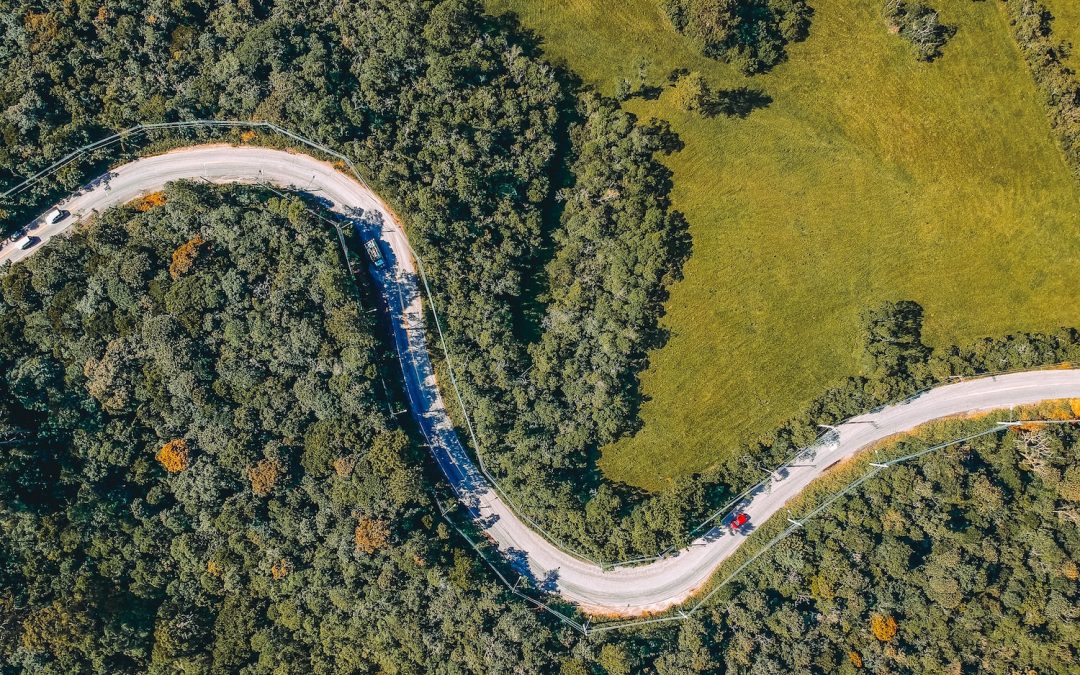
{"left": 5, "top": 145, "right": 1080, "bottom": 616}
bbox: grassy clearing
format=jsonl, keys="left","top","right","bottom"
{"left": 488, "top": 0, "right": 1080, "bottom": 490}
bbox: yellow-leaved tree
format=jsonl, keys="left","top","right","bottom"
{"left": 355, "top": 517, "right": 390, "bottom": 554}
{"left": 156, "top": 439, "right": 190, "bottom": 473}
{"left": 169, "top": 234, "right": 205, "bottom": 279}
{"left": 871, "top": 614, "right": 898, "bottom": 642}
{"left": 271, "top": 559, "right": 289, "bottom": 581}
{"left": 246, "top": 460, "right": 281, "bottom": 496}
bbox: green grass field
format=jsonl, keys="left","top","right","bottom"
{"left": 487, "top": 0, "right": 1080, "bottom": 490}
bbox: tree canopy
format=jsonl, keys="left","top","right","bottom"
{"left": 0, "top": 184, "right": 572, "bottom": 672}
{"left": 661, "top": 0, "right": 812, "bottom": 73}
{"left": 2, "top": 2, "right": 1079, "bottom": 669}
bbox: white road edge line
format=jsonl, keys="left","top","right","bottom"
{"left": 4, "top": 144, "right": 1079, "bottom": 617}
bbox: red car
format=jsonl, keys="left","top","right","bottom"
{"left": 729, "top": 512, "right": 750, "bottom": 532}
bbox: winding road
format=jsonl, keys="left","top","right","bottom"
{"left": 4, "top": 144, "right": 1079, "bottom": 617}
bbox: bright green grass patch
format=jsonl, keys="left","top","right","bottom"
{"left": 488, "top": 0, "right": 1080, "bottom": 490}
{"left": 1042, "top": 0, "right": 1080, "bottom": 72}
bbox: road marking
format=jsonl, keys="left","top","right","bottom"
{"left": 8, "top": 145, "right": 1080, "bottom": 616}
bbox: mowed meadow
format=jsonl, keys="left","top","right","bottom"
{"left": 486, "top": 0, "right": 1080, "bottom": 489}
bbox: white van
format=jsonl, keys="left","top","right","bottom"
{"left": 364, "top": 239, "right": 385, "bottom": 268}
{"left": 15, "top": 236, "right": 34, "bottom": 250}
{"left": 45, "top": 209, "right": 64, "bottom": 224}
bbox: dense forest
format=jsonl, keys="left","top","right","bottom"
{"left": 1, "top": 1, "right": 1079, "bottom": 669}
{"left": 1, "top": 190, "right": 1075, "bottom": 671}
{"left": 0, "top": 185, "right": 576, "bottom": 672}
{"left": 642, "top": 423, "right": 1080, "bottom": 673}
{"left": 0, "top": 0, "right": 699, "bottom": 559}
{"left": 1, "top": 0, "right": 1079, "bottom": 567}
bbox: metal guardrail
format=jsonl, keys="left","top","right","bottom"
{"left": 587, "top": 416, "right": 1080, "bottom": 634}
{"left": 0, "top": 119, "right": 643, "bottom": 581}
{"left": 0, "top": 118, "right": 660, "bottom": 570}
{"left": 669, "top": 362, "right": 1079, "bottom": 552}
{"left": 6, "top": 120, "right": 1078, "bottom": 635}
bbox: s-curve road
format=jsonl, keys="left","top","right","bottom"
{"left": 5, "top": 145, "right": 1080, "bottom": 617}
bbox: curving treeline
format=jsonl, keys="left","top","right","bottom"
{"left": 4, "top": 144, "right": 1080, "bottom": 617}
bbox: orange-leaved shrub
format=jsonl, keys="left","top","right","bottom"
{"left": 156, "top": 439, "right": 190, "bottom": 473}
{"left": 169, "top": 234, "right": 205, "bottom": 279}
{"left": 871, "top": 614, "right": 898, "bottom": 642}
{"left": 131, "top": 191, "right": 167, "bottom": 212}
{"left": 355, "top": 517, "right": 390, "bottom": 554}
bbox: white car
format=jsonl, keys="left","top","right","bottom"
{"left": 365, "top": 239, "right": 385, "bottom": 268}
{"left": 15, "top": 236, "right": 34, "bottom": 250}
{"left": 45, "top": 208, "right": 65, "bottom": 224}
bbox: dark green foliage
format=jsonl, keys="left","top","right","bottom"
{"left": 467, "top": 95, "right": 697, "bottom": 558}
{"left": 883, "top": 0, "right": 957, "bottom": 61}
{"left": 532, "top": 94, "right": 689, "bottom": 461}
{"left": 661, "top": 0, "right": 813, "bottom": 74}
{"left": 0, "top": 186, "right": 569, "bottom": 672}
{"left": 0, "top": 0, "right": 695, "bottom": 583}
{"left": 0, "top": 195, "right": 1076, "bottom": 671}
{"left": 654, "top": 427, "right": 1080, "bottom": 673}
{"left": 670, "top": 71, "right": 773, "bottom": 118}
{"left": 3, "top": 9, "right": 1080, "bottom": 665}
{"left": 862, "top": 299, "right": 931, "bottom": 384}
{"left": 1001, "top": 0, "right": 1080, "bottom": 180}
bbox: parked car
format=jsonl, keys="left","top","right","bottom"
{"left": 364, "top": 239, "right": 385, "bottom": 268}
{"left": 15, "top": 235, "right": 36, "bottom": 250}
{"left": 45, "top": 208, "right": 65, "bottom": 224}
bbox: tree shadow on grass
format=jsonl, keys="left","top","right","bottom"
{"left": 635, "top": 84, "right": 665, "bottom": 101}
{"left": 702, "top": 87, "right": 773, "bottom": 119}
